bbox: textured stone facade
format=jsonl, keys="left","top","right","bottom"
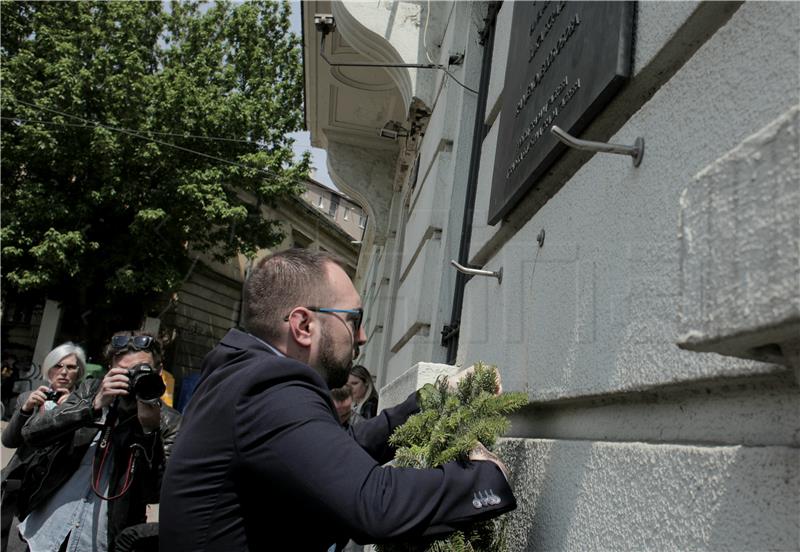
{"left": 303, "top": 2, "right": 800, "bottom": 549}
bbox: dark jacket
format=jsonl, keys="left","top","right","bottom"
{"left": 12, "top": 379, "right": 181, "bottom": 550}
{"left": 2, "top": 391, "right": 36, "bottom": 450}
{"left": 1, "top": 390, "right": 39, "bottom": 551}
{"left": 159, "top": 329, "right": 515, "bottom": 551}
{"left": 358, "top": 394, "right": 379, "bottom": 419}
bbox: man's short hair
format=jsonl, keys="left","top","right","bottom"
{"left": 103, "top": 330, "right": 163, "bottom": 368}
{"left": 243, "top": 248, "right": 345, "bottom": 342}
{"left": 330, "top": 385, "right": 352, "bottom": 402}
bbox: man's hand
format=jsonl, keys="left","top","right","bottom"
{"left": 137, "top": 400, "right": 161, "bottom": 433}
{"left": 22, "top": 386, "right": 50, "bottom": 414}
{"left": 93, "top": 367, "right": 131, "bottom": 411}
{"left": 448, "top": 365, "right": 503, "bottom": 395}
{"left": 469, "top": 442, "right": 510, "bottom": 480}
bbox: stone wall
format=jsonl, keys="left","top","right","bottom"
{"left": 366, "top": 1, "right": 799, "bottom": 549}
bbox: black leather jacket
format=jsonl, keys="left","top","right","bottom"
{"left": 13, "top": 378, "right": 181, "bottom": 550}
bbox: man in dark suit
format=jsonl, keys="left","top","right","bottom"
{"left": 159, "top": 248, "right": 515, "bottom": 551}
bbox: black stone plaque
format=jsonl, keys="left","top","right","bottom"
{"left": 488, "top": 1, "right": 634, "bottom": 225}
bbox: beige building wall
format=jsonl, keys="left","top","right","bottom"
{"left": 302, "top": 179, "right": 367, "bottom": 243}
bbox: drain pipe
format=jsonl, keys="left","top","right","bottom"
{"left": 442, "top": 2, "right": 501, "bottom": 364}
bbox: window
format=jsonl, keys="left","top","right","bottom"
{"left": 358, "top": 213, "right": 367, "bottom": 229}
{"left": 343, "top": 207, "right": 350, "bottom": 221}
{"left": 293, "top": 231, "right": 312, "bottom": 249}
{"left": 317, "top": 195, "right": 325, "bottom": 209}
{"left": 328, "top": 195, "right": 340, "bottom": 217}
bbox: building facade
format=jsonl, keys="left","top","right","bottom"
{"left": 303, "top": 1, "right": 799, "bottom": 549}
{"left": 303, "top": 177, "right": 368, "bottom": 243}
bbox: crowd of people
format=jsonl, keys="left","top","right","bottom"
{"left": 1, "top": 248, "right": 516, "bottom": 552}
{"left": 1, "top": 333, "right": 181, "bottom": 552}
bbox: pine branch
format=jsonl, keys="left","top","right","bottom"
{"left": 377, "top": 362, "right": 528, "bottom": 552}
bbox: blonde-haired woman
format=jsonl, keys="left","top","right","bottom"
{"left": 347, "top": 365, "right": 379, "bottom": 419}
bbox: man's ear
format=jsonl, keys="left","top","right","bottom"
{"left": 288, "top": 309, "right": 313, "bottom": 348}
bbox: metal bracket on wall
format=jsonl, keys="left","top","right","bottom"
{"left": 551, "top": 125, "right": 644, "bottom": 167}
{"left": 450, "top": 260, "right": 503, "bottom": 284}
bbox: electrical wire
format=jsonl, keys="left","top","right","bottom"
{"left": 9, "top": 100, "right": 302, "bottom": 178}
{"left": 1, "top": 116, "right": 324, "bottom": 156}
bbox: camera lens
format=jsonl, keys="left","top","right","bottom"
{"left": 127, "top": 363, "right": 166, "bottom": 401}
{"left": 133, "top": 372, "right": 166, "bottom": 400}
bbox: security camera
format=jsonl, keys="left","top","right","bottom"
{"left": 379, "top": 128, "right": 399, "bottom": 140}
{"left": 314, "top": 14, "right": 336, "bottom": 35}
{"left": 378, "top": 121, "right": 409, "bottom": 140}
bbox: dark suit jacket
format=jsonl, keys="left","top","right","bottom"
{"left": 159, "top": 329, "right": 515, "bottom": 551}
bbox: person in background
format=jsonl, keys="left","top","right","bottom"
{"left": 347, "top": 365, "right": 379, "bottom": 419}
{"left": 13, "top": 331, "right": 181, "bottom": 552}
{"left": 2, "top": 343, "right": 86, "bottom": 449}
{"left": 1, "top": 353, "right": 19, "bottom": 421}
{"left": 330, "top": 386, "right": 363, "bottom": 428}
{"left": 1, "top": 343, "right": 86, "bottom": 552}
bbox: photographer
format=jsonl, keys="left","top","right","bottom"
{"left": 2, "top": 342, "right": 85, "bottom": 449}
{"left": 1, "top": 343, "right": 85, "bottom": 552}
{"left": 14, "top": 331, "right": 181, "bottom": 552}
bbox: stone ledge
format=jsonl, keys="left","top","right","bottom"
{"left": 497, "top": 438, "right": 799, "bottom": 551}
{"left": 377, "top": 361, "right": 458, "bottom": 411}
{"left": 677, "top": 105, "right": 800, "bottom": 374}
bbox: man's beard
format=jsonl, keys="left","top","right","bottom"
{"left": 318, "top": 330, "right": 353, "bottom": 389}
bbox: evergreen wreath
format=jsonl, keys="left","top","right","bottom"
{"left": 377, "top": 362, "right": 528, "bottom": 552}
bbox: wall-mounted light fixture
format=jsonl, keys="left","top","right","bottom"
{"left": 378, "top": 121, "right": 410, "bottom": 140}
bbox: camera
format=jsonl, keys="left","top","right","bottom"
{"left": 43, "top": 389, "right": 65, "bottom": 402}
{"left": 126, "top": 363, "right": 166, "bottom": 401}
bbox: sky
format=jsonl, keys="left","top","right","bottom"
{"left": 288, "top": 2, "right": 337, "bottom": 191}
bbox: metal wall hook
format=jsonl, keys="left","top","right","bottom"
{"left": 450, "top": 260, "right": 502, "bottom": 284}
{"left": 551, "top": 125, "right": 644, "bottom": 167}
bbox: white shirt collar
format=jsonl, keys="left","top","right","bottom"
{"left": 248, "top": 333, "right": 286, "bottom": 358}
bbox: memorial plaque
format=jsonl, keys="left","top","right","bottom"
{"left": 488, "top": 1, "right": 634, "bottom": 224}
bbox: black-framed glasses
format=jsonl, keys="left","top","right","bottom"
{"left": 110, "top": 335, "right": 156, "bottom": 351}
{"left": 284, "top": 307, "right": 363, "bottom": 334}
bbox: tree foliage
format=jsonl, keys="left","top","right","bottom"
{"left": 0, "top": 0, "right": 308, "bottom": 340}
{"left": 378, "top": 363, "right": 528, "bottom": 552}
